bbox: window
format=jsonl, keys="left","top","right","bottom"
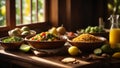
{"left": 0, "top": 0, "right": 46, "bottom": 29}
{"left": 16, "top": 0, "right": 45, "bottom": 25}
{"left": 0, "top": 0, "right": 6, "bottom": 27}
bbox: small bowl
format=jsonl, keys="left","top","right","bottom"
{"left": 0, "top": 36, "right": 24, "bottom": 50}
{"left": 25, "top": 35, "right": 66, "bottom": 49}
{"left": 68, "top": 37, "right": 107, "bottom": 52}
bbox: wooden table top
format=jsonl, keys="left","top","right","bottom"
{"left": 0, "top": 46, "right": 120, "bottom": 68}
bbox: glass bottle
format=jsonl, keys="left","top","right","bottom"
{"left": 109, "top": 14, "right": 120, "bottom": 48}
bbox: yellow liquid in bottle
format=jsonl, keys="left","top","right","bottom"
{"left": 109, "top": 28, "right": 120, "bottom": 48}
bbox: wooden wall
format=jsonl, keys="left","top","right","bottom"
{"left": 49, "top": 0, "right": 108, "bottom": 32}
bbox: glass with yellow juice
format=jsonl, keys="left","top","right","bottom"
{"left": 109, "top": 28, "right": 120, "bottom": 48}
{"left": 109, "top": 15, "right": 120, "bottom": 49}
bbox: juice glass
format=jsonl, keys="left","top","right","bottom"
{"left": 109, "top": 28, "right": 120, "bottom": 48}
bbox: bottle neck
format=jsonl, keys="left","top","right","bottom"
{"left": 109, "top": 15, "right": 119, "bottom": 29}
{"left": 111, "top": 23, "right": 119, "bottom": 29}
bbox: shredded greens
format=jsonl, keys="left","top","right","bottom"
{"left": 2, "top": 36, "right": 23, "bottom": 43}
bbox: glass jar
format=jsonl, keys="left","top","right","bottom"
{"left": 109, "top": 14, "right": 120, "bottom": 48}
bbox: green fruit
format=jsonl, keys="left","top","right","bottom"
{"left": 89, "top": 30, "right": 94, "bottom": 33}
{"left": 101, "top": 44, "right": 113, "bottom": 54}
{"left": 14, "top": 28, "right": 21, "bottom": 33}
{"left": 21, "top": 26, "right": 30, "bottom": 32}
{"left": 68, "top": 46, "right": 80, "bottom": 56}
{"left": 94, "top": 48, "right": 102, "bottom": 55}
{"left": 113, "top": 43, "right": 120, "bottom": 52}
{"left": 90, "top": 27, "right": 95, "bottom": 32}
{"left": 94, "top": 26, "right": 99, "bottom": 32}
{"left": 21, "top": 31, "right": 30, "bottom": 35}
{"left": 9, "top": 28, "right": 21, "bottom": 36}
{"left": 80, "top": 29, "right": 85, "bottom": 33}
{"left": 85, "top": 27, "right": 90, "bottom": 33}
{"left": 20, "top": 44, "right": 31, "bottom": 52}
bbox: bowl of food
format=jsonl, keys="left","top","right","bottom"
{"left": 68, "top": 33, "right": 107, "bottom": 52}
{"left": 0, "top": 36, "right": 24, "bottom": 50}
{"left": 76, "top": 26, "right": 109, "bottom": 40}
{"left": 25, "top": 32, "right": 66, "bottom": 49}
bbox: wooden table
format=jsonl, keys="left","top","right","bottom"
{"left": 0, "top": 46, "right": 120, "bottom": 68}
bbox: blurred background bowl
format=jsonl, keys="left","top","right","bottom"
{"left": 0, "top": 36, "right": 24, "bottom": 50}
{"left": 68, "top": 37, "right": 107, "bottom": 52}
{"left": 25, "top": 35, "right": 66, "bottom": 49}
{"left": 8, "top": 30, "right": 36, "bottom": 38}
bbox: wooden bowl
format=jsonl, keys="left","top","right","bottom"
{"left": 0, "top": 36, "right": 24, "bottom": 50}
{"left": 25, "top": 35, "right": 66, "bottom": 49}
{"left": 68, "top": 37, "right": 107, "bottom": 52}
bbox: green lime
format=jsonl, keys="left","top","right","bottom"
{"left": 20, "top": 44, "right": 31, "bottom": 52}
{"left": 112, "top": 52, "right": 120, "bottom": 59}
{"left": 94, "top": 48, "right": 102, "bottom": 55}
{"left": 113, "top": 43, "right": 120, "bottom": 52}
{"left": 101, "top": 44, "right": 113, "bottom": 54}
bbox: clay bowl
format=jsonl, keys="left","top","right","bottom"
{"left": 25, "top": 35, "right": 66, "bottom": 49}
{"left": 68, "top": 37, "right": 107, "bottom": 52}
{"left": 0, "top": 36, "right": 24, "bottom": 50}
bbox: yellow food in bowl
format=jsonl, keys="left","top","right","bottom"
{"left": 72, "top": 33, "right": 101, "bottom": 42}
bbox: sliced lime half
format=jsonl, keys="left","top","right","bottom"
{"left": 20, "top": 44, "right": 31, "bottom": 52}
